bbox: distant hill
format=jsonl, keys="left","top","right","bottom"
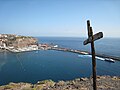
{"left": 0, "top": 34, "right": 38, "bottom": 52}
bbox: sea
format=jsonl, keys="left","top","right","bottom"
{"left": 0, "top": 37, "right": 120, "bottom": 85}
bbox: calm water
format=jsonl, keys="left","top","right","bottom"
{"left": 0, "top": 37, "right": 120, "bottom": 85}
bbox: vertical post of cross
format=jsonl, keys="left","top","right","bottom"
{"left": 87, "top": 20, "right": 97, "bottom": 90}
{"left": 84, "top": 20, "right": 103, "bottom": 89}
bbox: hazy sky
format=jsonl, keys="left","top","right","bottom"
{"left": 0, "top": 0, "right": 120, "bottom": 37}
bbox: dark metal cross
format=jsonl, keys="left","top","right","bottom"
{"left": 83, "top": 20, "right": 103, "bottom": 90}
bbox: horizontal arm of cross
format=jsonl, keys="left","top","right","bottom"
{"left": 83, "top": 32, "right": 103, "bottom": 45}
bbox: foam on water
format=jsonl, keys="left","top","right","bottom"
{"left": 95, "top": 56, "right": 105, "bottom": 61}
{"left": 78, "top": 55, "right": 105, "bottom": 61}
{"left": 78, "top": 55, "right": 92, "bottom": 58}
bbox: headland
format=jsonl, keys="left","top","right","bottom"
{"left": 0, "top": 34, "right": 38, "bottom": 52}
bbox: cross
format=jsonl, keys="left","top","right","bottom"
{"left": 83, "top": 20, "right": 103, "bottom": 90}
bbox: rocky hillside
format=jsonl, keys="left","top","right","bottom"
{"left": 0, "top": 34, "right": 38, "bottom": 49}
{"left": 0, "top": 76, "right": 120, "bottom": 90}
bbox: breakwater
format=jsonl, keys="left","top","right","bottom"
{"left": 49, "top": 47, "right": 120, "bottom": 61}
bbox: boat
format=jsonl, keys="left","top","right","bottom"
{"left": 105, "top": 58, "right": 115, "bottom": 63}
{"left": 53, "top": 45, "right": 58, "bottom": 48}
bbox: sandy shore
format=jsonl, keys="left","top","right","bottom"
{"left": 0, "top": 76, "right": 120, "bottom": 90}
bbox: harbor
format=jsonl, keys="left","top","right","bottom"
{"left": 0, "top": 34, "right": 120, "bottom": 61}
{"left": 1, "top": 42, "right": 120, "bottom": 62}
{"left": 0, "top": 38, "right": 120, "bottom": 87}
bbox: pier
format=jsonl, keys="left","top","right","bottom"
{"left": 50, "top": 47, "right": 89, "bottom": 55}
{"left": 47, "top": 46, "right": 120, "bottom": 61}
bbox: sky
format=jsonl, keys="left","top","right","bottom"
{"left": 0, "top": 0, "right": 120, "bottom": 37}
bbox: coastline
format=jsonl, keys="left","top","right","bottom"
{"left": 0, "top": 76, "right": 119, "bottom": 90}
{"left": 1, "top": 44, "right": 120, "bottom": 61}
{"left": 0, "top": 49, "right": 7, "bottom": 52}
{"left": 0, "top": 34, "right": 120, "bottom": 61}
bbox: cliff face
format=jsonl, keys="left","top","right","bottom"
{"left": 0, "top": 34, "right": 38, "bottom": 49}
